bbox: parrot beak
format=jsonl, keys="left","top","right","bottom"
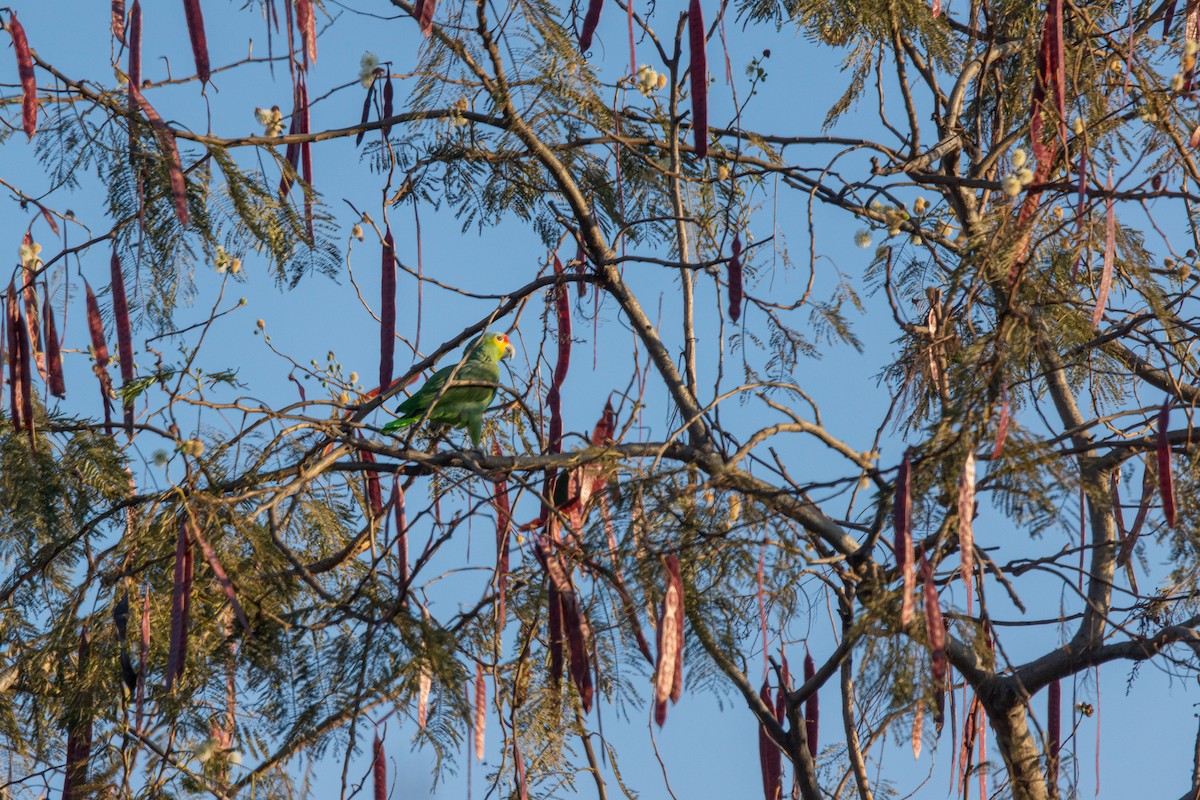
{"left": 503, "top": 341, "right": 515, "bottom": 360}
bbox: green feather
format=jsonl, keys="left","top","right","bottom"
{"left": 382, "top": 332, "right": 513, "bottom": 446}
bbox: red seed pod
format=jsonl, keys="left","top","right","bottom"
{"left": 129, "top": 86, "right": 189, "bottom": 226}
{"left": 373, "top": 735, "right": 387, "bottom": 800}
{"left": 564, "top": 601, "right": 593, "bottom": 712}
{"left": 548, "top": 583, "right": 564, "bottom": 686}
{"left": 912, "top": 697, "right": 925, "bottom": 759}
{"left": 578, "top": 0, "right": 603, "bottom": 52}
{"left": 1164, "top": 0, "right": 1178, "bottom": 36}
{"left": 513, "top": 735, "right": 529, "bottom": 800}
{"left": 128, "top": 1, "right": 142, "bottom": 89}
{"left": 1158, "top": 400, "right": 1176, "bottom": 527}
{"left": 803, "top": 648, "right": 818, "bottom": 758}
{"left": 1047, "top": 679, "right": 1061, "bottom": 786}
{"left": 279, "top": 87, "right": 302, "bottom": 195}
{"left": 413, "top": 0, "right": 436, "bottom": 35}
{"left": 391, "top": 473, "right": 409, "bottom": 595}
{"left": 112, "top": 1, "right": 126, "bottom": 42}
{"left": 728, "top": 234, "right": 743, "bottom": 322}
{"left": 382, "top": 74, "right": 394, "bottom": 139}
{"left": 7, "top": 13, "right": 36, "bottom": 139}
{"left": 1118, "top": 463, "right": 1154, "bottom": 567}
{"left": 654, "top": 554, "right": 682, "bottom": 723}
{"left": 296, "top": 0, "right": 317, "bottom": 64}
{"left": 958, "top": 451, "right": 975, "bottom": 614}
{"left": 493, "top": 441, "right": 511, "bottom": 622}
{"left": 189, "top": 521, "right": 252, "bottom": 634}
{"left": 669, "top": 556, "right": 684, "bottom": 703}
{"left": 136, "top": 585, "right": 150, "bottom": 732}
{"left": 166, "top": 517, "right": 195, "bottom": 691}
{"left": 474, "top": 663, "right": 486, "bottom": 760}
{"left": 1092, "top": 168, "right": 1115, "bottom": 327}
{"left": 1029, "top": 0, "right": 1065, "bottom": 165}
{"left": 920, "top": 555, "right": 947, "bottom": 690}
{"left": 895, "top": 451, "right": 915, "bottom": 625}
{"left": 687, "top": 0, "right": 708, "bottom": 158}
{"left": 62, "top": 627, "right": 93, "bottom": 800}
{"left": 358, "top": 446, "right": 384, "bottom": 519}
{"left": 181, "top": 0, "right": 210, "bottom": 84}
{"left": 416, "top": 668, "right": 431, "bottom": 729}
{"left": 355, "top": 80, "right": 376, "bottom": 148}
{"left": 298, "top": 74, "right": 314, "bottom": 240}
{"left": 380, "top": 227, "right": 396, "bottom": 391}
{"left": 7, "top": 283, "right": 25, "bottom": 434}
{"left": 43, "top": 297, "right": 65, "bottom": 398}
{"left": 111, "top": 249, "right": 135, "bottom": 436}
{"left": 758, "top": 678, "right": 781, "bottom": 800}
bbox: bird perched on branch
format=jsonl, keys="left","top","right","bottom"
{"left": 382, "top": 331, "right": 515, "bottom": 447}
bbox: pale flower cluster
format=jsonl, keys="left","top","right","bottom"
{"left": 359, "top": 52, "right": 380, "bottom": 87}
{"left": 254, "top": 105, "right": 285, "bottom": 137}
{"left": 635, "top": 64, "right": 668, "bottom": 96}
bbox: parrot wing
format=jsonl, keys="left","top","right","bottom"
{"left": 383, "top": 356, "right": 501, "bottom": 441}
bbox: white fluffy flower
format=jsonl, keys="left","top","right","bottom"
{"left": 1011, "top": 148, "right": 1027, "bottom": 168}
{"left": 359, "top": 52, "right": 380, "bottom": 87}
{"left": 1001, "top": 174, "right": 1022, "bottom": 197}
{"left": 854, "top": 229, "right": 872, "bottom": 249}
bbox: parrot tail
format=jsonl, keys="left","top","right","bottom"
{"left": 382, "top": 417, "right": 416, "bottom": 434}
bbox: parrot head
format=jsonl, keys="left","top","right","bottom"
{"left": 470, "top": 331, "right": 515, "bottom": 362}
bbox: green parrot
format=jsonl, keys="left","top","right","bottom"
{"left": 382, "top": 331, "right": 515, "bottom": 447}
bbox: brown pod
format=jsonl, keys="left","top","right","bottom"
{"left": 1158, "top": 400, "right": 1176, "bottom": 527}
{"left": 728, "top": 234, "right": 743, "bottom": 322}
{"left": 373, "top": 735, "right": 386, "bottom": 800}
{"left": 84, "top": 279, "right": 115, "bottom": 431}
{"left": 7, "top": 13, "right": 36, "bottom": 138}
{"left": 129, "top": 86, "right": 189, "bottom": 226}
{"left": 358, "top": 445, "right": 383, "bottom": 518}
{"left": 112, "top": 0, "right": 126, "bottom": 42}
{"left": 43, "top": 295, "right": 65, "bottom": 397}
{"left": 578, "top": 0, "right": 603, "bottom": 52}
{"left": 391, "top": 474, "right": 409, "bottom": 595}
{"left": 563, "top": 599, "right": 593, "bottom": 712}
{"left": 493, "top": 442, "right": 511, "bottom": 622}
{"left": 474, "top": 663, "right": 486, "bottom": 759}
{"left": 190, "top": 522, "right": 251, "bottom": 634}
{"left": 895, "top": 451, "right": 914, "bottom": 625}
{"left": 382, "top": 74, "right": 394, "bottom": 139}
{"left": 298, "top": 74, "right": 314, "bottom": 240}
{"left": 1047, "top": 679, "right": 1061, "bottom": 787}
{"left": 136, "top": 585, "right": 150, "bottom": 732}
{"left": 355, "top": 81, "right": 376, "bottom": 147}
{"left": 7, "top": 283, "right": 25, "bottom": 433}
{"left": 181, "top": 0, "right": 210, "bottom": 84}
{"left": 653, "top": 555, "right": 681, "bottom": 722}
{"left": 413, "top": 0, "right": 436, "bottom": 35}
{"left": 296, "top": 0, "right": 317, "bottom": 64}
{"left": 62, "top": 627, "right": 93, "bottom": 800}
{"left": 803, "top": 649, "right": 818, "bottom": 758}
{"left": 548, "top": 583, "right": 564, "bottom": 686}
{"left": 1092, "top": 169, "right": 1115, "bottom": 327}
{"left": 958, "top": 451, "right": 975, "bottom": 613}
{"left": 166, "top": 517, "right": 195, "bottom": 691}
{"left": 991, "top": 385, "right": 1010, "bottom": 458}
{"left": 757, "top": 677, "right": 781, "bottom": 800}
{"left": 380, "top": 228, "right": 396, "bottom": 390}
{"left": 128, "top": 1, "right": 142, "bottom": 89}
{"left": 687, "top": 0, "right": 708, "bottom": 158}
{"left": 111, "top": 249, "right": 135, "bottom": 435}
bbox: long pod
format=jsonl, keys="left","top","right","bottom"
{"left": 1158, "top": 400, "right": 1176, "bottom": 527}
{"left": 687, "top": 0, "right": 708, "bottom": 157}
{"left": 7, "top": 283, "right": 26, "bottom": 434}
{"left": 62, "top": 628, "right": 93, "bottom": 800}
{"left": 654, "top": 554, "right": 681, "bottom": 725}
{"left": 757, "top": 678, "right": 781, "bottom": 800}
{"left": 7, "top": 13, "right": 36, "bottom": 138}
{"left": 413, "top": 0, "right": 436, "bottom": 35}
{"left": 111, "top": 249, "right": 135, "bottom": 436}
{"left": 382, "top": 74, "right": 394, "bottom": 139}
{"left": 298, "top": 74, "right": 314, "bottom": 240}
{"left": 190, "top": 521, "right": 252, "bottom": 634}
{"left": 380, "top": 227, "right": 396, "bottom": 390}
{"left": 1092, "top": 168, "right": 1115, "bottom": 327}
{"left": 84, "top": 280, "right": 114, "bottom": 433}
{"left": 578, "top": 0, "right": 603, "bottom": 53}
{"left": 474, "top": 663, "right": 486, "bottom": 760}
{"left": 958, "top": 451, "right": 975, "bottom": 614}
{"left": 296, "top": 0, "right": 317, "bottom": 63}
{"left": 129, "top": 86, "right": 189, "bottom": 226}
{"left": 43, "top": 297, "right": 64, "bottom": 398}
{"left": 181, "top": 0, "right": 210, "bottom": 83}
{"left": 895, "top": 451, "right": 914, "bottom": 625}
{"left": 920, "top": 554, "right": 947, "bottom": 725}
{"left": 166, "top": 519, "right": 195, "bottom": 691}
{"left": 803, "top": 648, "right": 818, "bottom": 758}
{"left": 373, "top": 735, "right": 387, "bottom": 800}
{"left": 728, "top": 233, "right": 743, "bottom": 322}
{"left": 493, "top": 441, "right": 511, "bottom": 622}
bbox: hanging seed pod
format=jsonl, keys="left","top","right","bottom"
{"left": 1157, "top": 400, "right": 1176, "bottom": 527}
{"left": 548, "top": 583, "right": 564, "bottom": 686}
{"left": 1092, "top": 168, "right": 1115, "bottom": 327}
{"left": 912, "top": 697, "right": 925, "bottom": 759}
{"left": 413, "top": 0, "right": 436, "bottom": 35}
{"left": 687, "top": 0, "right": 708, "bottom": 158}
{"left": 84, "top": 280, "right": 114, "bottom": 433}
{"left": 190, "top": 522, "right": 252, "bottom": 634}
{"left": 62, "top": 627, "right": 93, "bottom": 800}
{"left": 417, "top": 668, "right": 431, "bottom": 728}
{"left": 493, "top": 441, "right": 511, "bottom": 622}
{"left": 513, "top": 734, "right": 529, "bottom": 800}
{"left": 578, "top": 0, "right": 603, "bottom": 53}
{"left": 958, "top": 451, "right": 975, "bottom": 614}
{"left": 355, "top": 79, "right": 376, "bottom": 147}
{"left": 920, "top": 555, "right": 947, "bottom": 708}
{"left": 774, "top": 651, "right": 788, "bottom": 724}
{"left": 803, "top": 648, "right": 818, "bottom": 758}
{"left": 296, "top": 0, "right": 317, "bottom": 63}
{"left": 43, "top": 296, "right": 65, "bottom": 397}
{"left": 391, "top": 474, "right": 409, "bottom": 597}
{"left": 728, "top": 233, "right": 743, "bottom": 322}
{"left": 129, "top": 86, "right": 189, "bottom": 226}
{"left": 357, "top": 445, "right": 384, "bottom": 518}
{"left": 474, "top": 663, "right": 486, "bottom": 760}
{"left": 111, "top": 249, "right": 135, "bottom": 436}
{"left": 563, "top": 599, "right": 593, "bottom": 712}
{"left": 297, "top": 74, "right": 314, "bottom": 241}
{"left": 128, "top": 1, "right": 141, "bottom": 89}
{"left": 7, "top": 13, "right": 36, "bottom": 138}
{"left": 653, "top": 554, "right": 682, "bottom": 725}
{"left": 380, "top": 227, "right": 396, "bottom": 391}
{"left": 181, "top": 0, "right": 210, "bottom": 84}
{"left": 7, "top": 283, "right": 26, "bottom": 434}
{"left": 382, "top": 74, "right": 394, "bottom": 139}
{"left": 112, "top": 1, "right": 126, "bottom": 41}
{"left": 895, "top": 451, "right": 914, "bottom": 625}
{"left": 1117, "top": 462, "right": 1155, "bottom": 567}
{"left": 136, "top": 585, "right": 150, "bottom": 731}
{"left": 758, "top": 678, "right": 781, "bottom": 800}
{"left": 1047, "top": 679, "right": 1061, "bottom": 788}
{"left": 166, "top": 518, "right": 195, "bottom": 691}
{"left": 373, "top": 735, "right": 386, "bottom": 800}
